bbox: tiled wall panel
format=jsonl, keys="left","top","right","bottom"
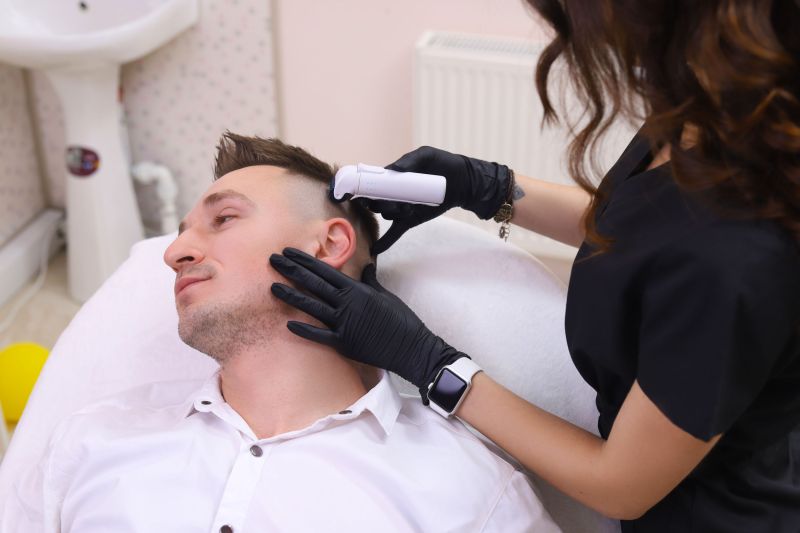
{"left": 0, "top": 66, "right": 45, "bottom": 245}
{"left": 28, "top": 0, "right": 279, "bottom": 233}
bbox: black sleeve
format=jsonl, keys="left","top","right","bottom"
{"left": 636, "top": 222, "right": 800, "bottom": 441}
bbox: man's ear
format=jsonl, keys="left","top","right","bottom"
{"left": 315, "top": 218, "right": 357, "bottom": 270}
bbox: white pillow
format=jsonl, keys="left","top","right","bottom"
{"left": 0, "top": 215, "right": 617, "bottom": 533}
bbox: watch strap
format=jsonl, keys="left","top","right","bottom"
{"left": 447, "top": 357, "right": 482, "bottom": 383}
{"left": 427, "top": 357, "right": 482, "bottom": 418}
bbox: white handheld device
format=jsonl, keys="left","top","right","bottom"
{"left": 330, "top": 163, "right": 446, "bottom": 206}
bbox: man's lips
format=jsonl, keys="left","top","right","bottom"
{"left": 174, "top": 277, "right": 209, "bottom": 296}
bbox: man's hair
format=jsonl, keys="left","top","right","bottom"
{"left": 213, "top": 132, "right": 379, "bottom": 257}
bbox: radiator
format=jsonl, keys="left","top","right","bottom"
{"left": 413, "top": 31, "right": 634, "bottom": 263}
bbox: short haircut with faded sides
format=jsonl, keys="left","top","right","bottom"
{"left": 213, "top": 131, "right": 379, "bottom": 258}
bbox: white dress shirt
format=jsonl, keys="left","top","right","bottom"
{"left": 1, "top": 370, "right": 560, "bottom": 533}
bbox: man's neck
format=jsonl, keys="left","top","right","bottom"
{"left": 218, "top": 331, "right": 372, "bottom": 439}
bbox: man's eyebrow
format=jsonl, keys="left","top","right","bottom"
{"left": 178, "top": 189, "right": 256, "bottom": 235}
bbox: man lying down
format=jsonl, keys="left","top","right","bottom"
{"left": 1, "top": 133, "right": 560, "bottom": 532}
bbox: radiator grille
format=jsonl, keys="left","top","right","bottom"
{"left": 422, "top": 32, "right": 544, "bottom": 57}
{"left": 413, "top": 31, "right": 634, "bottom": 261}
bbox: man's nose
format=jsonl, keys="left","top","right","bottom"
{"left": 164, "top": 234, "right": 205, "bottom": 272}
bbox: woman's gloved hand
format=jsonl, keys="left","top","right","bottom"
{"left": 360, "top": 146, "right": 512, "bottom": 255}
{"left": 269, "top": 247, "right": 469, "bottom": 401}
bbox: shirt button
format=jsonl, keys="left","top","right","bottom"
{"left": 250, "top": 445, "right": 263, "bottom": 457}
{"left": 220, "top": 526, "right": 233, "bottom": 533}
{"left": 201, "top": 400, "right": 212, "bottom": 405}
{"left": 338, "top": 409, "right": 352, "bottom": 414}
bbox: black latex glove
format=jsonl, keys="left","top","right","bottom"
{"left": 269, "top": 247, "right": 468, "bottom": 402}
{"left": 359, "top": 146, "right": 512, "bottom": 255}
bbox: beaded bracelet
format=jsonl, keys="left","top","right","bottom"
{"left": 493, "top": 168, "right": 515, "bottom": 241}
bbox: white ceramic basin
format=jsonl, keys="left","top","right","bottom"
{"left": 0, "top": 0, "right": 199, "bottom": 302}
{"left": 0, "top": 0, "right": 198, "bottom": 70}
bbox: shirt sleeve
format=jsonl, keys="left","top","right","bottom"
{"left": 0, "top": 418, "right": 78, "bottom": 533}
{"left": 480, "top": 470, "right": 562, "bottom": 533}
{"left": 0, "top": 459, "right": 47, "bottom": 533}
{"left": 636, "top": 222, "right": 800, "bottom": 441}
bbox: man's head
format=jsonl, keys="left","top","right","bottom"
{"left": 164, "top": 132, "right": 379, "bottom": 364}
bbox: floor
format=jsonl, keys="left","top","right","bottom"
{"left": 0, "top": 246, "right": 79, "bottom": 351}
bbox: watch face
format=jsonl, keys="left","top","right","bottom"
{"left": 428, "top": 369, "right": 468, "bottom": 413}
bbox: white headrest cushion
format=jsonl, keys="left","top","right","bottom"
{"left": 0, "top": 215, "right": 615, "bottom": 533}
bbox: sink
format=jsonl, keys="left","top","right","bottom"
{"left": 0, "top": 0, "right": 199, "bottom": 70}
{"left": 0, "top": 0, "right": 199, "bottom": 302}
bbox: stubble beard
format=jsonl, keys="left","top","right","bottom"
{"left": 177, "top": 283, "right": 280, "bottom": 366}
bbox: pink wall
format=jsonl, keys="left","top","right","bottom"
{"left": 274, "top": 0, "right": 550, "bottom": 167}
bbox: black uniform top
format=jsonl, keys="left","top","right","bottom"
{"left": 565, "top": 133, "right": 800, "bottom": 532}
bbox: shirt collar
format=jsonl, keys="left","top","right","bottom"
{"left": 182, "top": 368, "right": 403, "bottom": 437}
{"left": 183, "top": 369, "right": 225, "bottom": 418}
{"left": 342, "top": 369, "right": 403, "bottom": 436}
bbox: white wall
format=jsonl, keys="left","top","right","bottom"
{"left": 274, "top": 0, "right": 550, "bottom": 167}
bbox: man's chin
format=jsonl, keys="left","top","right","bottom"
{"left": 176, "top": 302, "right": 263, "bottom": 364}
{"left": 174, "top": 289, "right": 283, "bottom": 362}
{"left": 176, "top": 306, "right": 212, "bottom": 348}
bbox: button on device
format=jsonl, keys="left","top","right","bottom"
{"left": 338, "top": 409, "right": 352, "bottom": 415}
{"left": 250, "top": 445, "right": 263, "bottom": 457}
{"left": 220, "top": 526, "right": 233, "bottom": 533}
{"left": 201, "top": 400, "right": 211, "bottom": 405}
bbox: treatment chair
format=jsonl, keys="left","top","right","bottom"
{"left": 0, "top": 216, "right": 620, "bottom": 533}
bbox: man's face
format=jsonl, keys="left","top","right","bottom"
{"left": 164, "top": 165, "right": 313, "bottom": 364}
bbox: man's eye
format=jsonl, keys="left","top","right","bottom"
{"left": 214, "top": 215, "right": 234, "bottom": 226}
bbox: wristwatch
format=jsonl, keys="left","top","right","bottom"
{"left": 426, "top": 357, "right": 483, "bottom": 418}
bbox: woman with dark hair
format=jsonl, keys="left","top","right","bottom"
{"left": 269, "top": 0, "right": 800, "bottom": 530}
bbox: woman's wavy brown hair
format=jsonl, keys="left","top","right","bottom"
{"left": 527, "top": 0, "right": 800, "bottom": 253}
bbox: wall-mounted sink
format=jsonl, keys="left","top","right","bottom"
{"left": 0, "top": 0, "right": 199, "bottom": 302}
{"left": 0, "top": 0, "right": 198, "bottom": 70}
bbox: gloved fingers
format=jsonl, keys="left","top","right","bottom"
{"left": 286, "top": 321, "right": 340, "bottom": 348}
{"left": 371, "top": 221, "right": 411, "bottom": 256}
{"left": 384, "top": 152, "right": 417, "bottom": 172}
{"left": 353, "top": 197, "right": 408, "bottom": 219}
{"left": 352, "top": 197, "right": 376, "bottom": 211}
{"left": 283, "top": 247, "right": 354, "bottom": 289}
{"left": 269, "top": 253, "right": 339, "bottom": 304}
{"left": 385, "top": 146, "right": 437, "bottom": 173}
{"left": 360, "top": 263, "right": 384, "bottom": 292}
{"left": 271, "top": 282, "right": 337, "bottom": 326}
{"left": 374, "top": 202, "right": 415, "bottom": 221}
{"left": 352, "top": 197, "right": 412, "bottom": 219}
